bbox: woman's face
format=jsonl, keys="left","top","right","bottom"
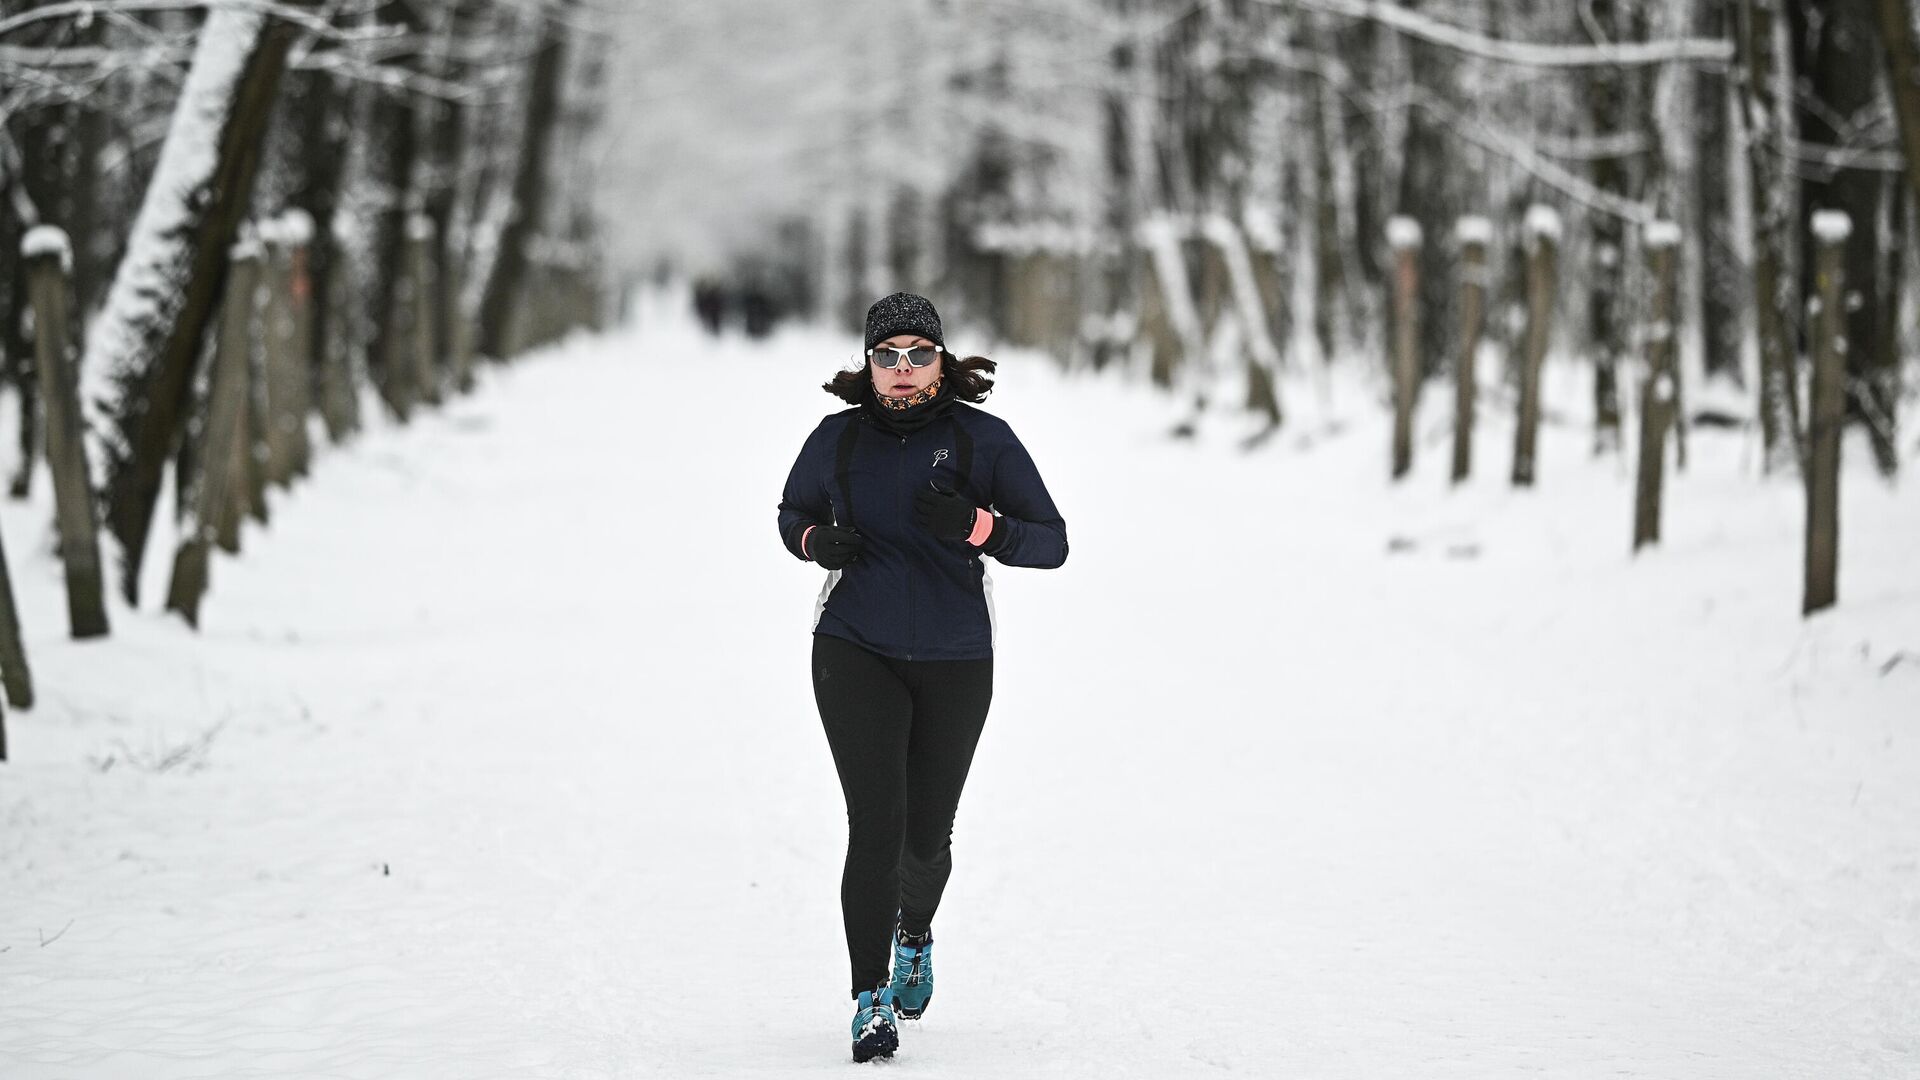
{"left": 869, "top": 334, "right": 944, "bottom": 398}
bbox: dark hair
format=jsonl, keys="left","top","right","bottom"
{"left": 823, "top": 351, "right": 998, "bottom": 406}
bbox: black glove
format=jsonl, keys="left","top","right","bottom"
{"left": 805, "top": 524, "right": 866, "bottom": 570}
{"left": 914, "top": 482, "right": 981, "bottom": 541}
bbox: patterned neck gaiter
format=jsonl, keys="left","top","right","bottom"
{"left": 863, "top": 376, "right": 954, "bottom": 436}
{"left": 874, "top": 377, "right": 944, "bottom": 410}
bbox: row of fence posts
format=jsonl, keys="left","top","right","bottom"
{"left": 1383, "top": 206, "right": 1853, "bottom": 617}
{"left": 0, "top": 211, "right": 602, "bottom": 760}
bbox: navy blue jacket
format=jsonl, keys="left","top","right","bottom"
{"left": 778, "top": 399, "right": 1068, "bottom": 660}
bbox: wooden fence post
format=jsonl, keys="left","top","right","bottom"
{"left": 319, "top": 220, "right": 360, "bottom": 443}
{"left": 1634, "top": 221, "right": 1681, "bottom": 552}
{"left": 1804, "top": 212, "right": 1852, "bottom": 615}
{"left": 1388, "top": 216, "right": 1423, "bottom": 480}
{"left": 261, "top": 218, "right": 294, "bottom": 488}
{"left": 22, "top": 226, "right": 110, "bottom": 639}
{"left": 262, "top": 211, "right": 314, "bottom": 487}
{"left": 168, "top": 240, "right": 260, "bottom": 628}
{"left": 406, "top": 213, "right": 441, "bottom": 407}
{"left": 448, "top": 254, "right": 477, "bottom": 394}
{"left": 1513, "top": 206, "right": 1562, "bottom": 487}
{"left": 0, "top": 504, "right": 33, "bottom": 759}
{"left": 1453, "top": 217, "right": 1492, "bottom": 484}
{"left": 217, "top": 244, "right": 264, "bottom": 553}
{"left": 282, "top": 210, "right": 315, "bottom": 479}
{"left": 241, "top": 232, "right": 271, "bottom": 528}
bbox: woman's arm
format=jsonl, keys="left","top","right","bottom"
{"left": 777, "top": 420, "right": 836, "bottom": 561}
{"left": 978, "top": 435, "right": 1068, "bottom": 569}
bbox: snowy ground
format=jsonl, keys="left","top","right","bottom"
{"left": 2, "top": 300, "right": 1917, "bottom": 1078}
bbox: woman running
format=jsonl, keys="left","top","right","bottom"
{"left": 776, "top": 292, "right": 1069, "bottom": 1062}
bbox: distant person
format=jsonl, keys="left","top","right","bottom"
{"left": 775, "top": 292, "right": 1069, "bottom": 1062}
{"left": 741, "top": 286, "right": 774, "bottom": 338}
{"left": 692, "top": 278, "right": 725, "bottom": 335}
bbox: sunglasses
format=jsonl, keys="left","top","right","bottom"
{"left": 868, "top": 345, "right": 944, "bottom": 370}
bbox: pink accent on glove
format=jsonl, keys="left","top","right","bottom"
{"left": 966, "top": 510, "right": 994, "bottom": 547}
{"left": 802, "top": 525, "right": 817, "bottom": 559}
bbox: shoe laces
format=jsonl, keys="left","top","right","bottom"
{"left": 893, "top": 940, "right": 930, "bottom": 984}
{"left": 861, "top": 994, "right": 896, "bottom": 1033}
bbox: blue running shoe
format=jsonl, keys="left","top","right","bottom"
{"left": 850, "top": 986, "right": 899, "bottom": 1063}
{"left": 891, "top": 929, "right": 934, "bottom": 1020}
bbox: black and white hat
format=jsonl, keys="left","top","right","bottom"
{"left": 863, "top": 292, "right": 945, "bottom": 352}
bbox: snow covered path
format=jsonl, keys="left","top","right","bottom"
{"left": 3, "top": 311, "right": 1917, "bottom": 1078}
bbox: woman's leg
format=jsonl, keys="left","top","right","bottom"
{"left": 811, "top": 633, "right": 914, "bottom": 996}
{"left": 896, "top": 655, "right": 994, "bottom": 937}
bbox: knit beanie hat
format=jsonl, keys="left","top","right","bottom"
{"left": 864, "top": 292, "right": 945, "bottom": 351}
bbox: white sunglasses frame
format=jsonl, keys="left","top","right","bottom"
{"left": 866, "top": 344, "right": 945, "bottom": 370}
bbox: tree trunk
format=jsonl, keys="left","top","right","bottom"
{"left": 478, "top": 17, "right": 568, "bottom": 360}
{"left": 1696, "top": 0, "right": 1745, "bottom": 383}
{"left": 1737, "top": 0, "right": 1805, "bottom": 474}
{"left": 81, "top": 8, "right": 309, "bottom": 605}
{"left": 362, "top": 0, "right": 427, "bottom": 419}
{"left": 1870, "top": 0, "right": 1920, "bottom": 472}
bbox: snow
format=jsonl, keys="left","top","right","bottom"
{"left": 1812, "top": 210, "right": 1855, "bottom": 244}
{"left": 1387, "top": 215, "right": 1424, "bottom": 250}
{"left": 1135, "top": 214, "right": 1206, "bottom": 376}
{"left": 972, "top": 220, "right": 1092, "bottom": 255}
{"left": 280, "top": 208, "right": 315, "bottom": 245}
{"left": 1292, "top": 0, "right": 1734, "bottom": 70}
{"left": 1239, "top": 201, "right": 1284, "bottom": 253}
{"left": 20, "top": 224, "right": 72, "bottom": 273}
{"left": 80, "top": 9, "right": 265, "bottom": 487}
{"left": 406, "top": 213, "right": 437, "bottom": 243}
{"left": 1, "top": 304, "right": 1917, "bottom": 1077}
{"left": 1454, "top": 215, "right": 1493, "bottom": 247}
{"left": 1525, "top": 203, "right": 1564, "bottom": 242}
{"left": 1644, "top": 219, "right": 1682, "bottom": 250}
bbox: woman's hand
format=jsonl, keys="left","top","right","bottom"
{"left": 913, "top": 483, "right": 983, "bottom": 542}
{"left": 804, "top": 524, "right": 866, "bottom": 570}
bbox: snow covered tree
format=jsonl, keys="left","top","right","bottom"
{"left": 80, "top": 6, "right": 315, "bottom": 603}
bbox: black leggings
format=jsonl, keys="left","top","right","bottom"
{"left": 811, "top": 632, "right": 994, "bottom": 997}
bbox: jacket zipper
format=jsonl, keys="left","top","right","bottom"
{"left": 897, "top": 431, "right": 913, "bottom": 659}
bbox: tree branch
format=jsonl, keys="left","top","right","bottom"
{"left": 1268, "top": 0, "right": 1735, "bottom": 70}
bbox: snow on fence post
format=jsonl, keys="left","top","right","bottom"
{"left": 1453, "top": 217, "right": 1492, "bottom": 484}
{"left": 1512, "top": 206, "right": 1562, "bottom": 487}
{"left": 1634, "top": 221, "right": 1682, "bottom": 552}
{"left": 1388, "top": 216, "right": 1423, "bottom": 480}
{"left": 1804, "top": 211, "right": 1852, "bottom": 615}
{"left": 168, "top": 240, "right": 262, "bottom": 628}
{"left": 23, "top": 227, "right": 110, "bottom": 639}
{"left": 406, "top": 213, "right": 441, "bottom": 408}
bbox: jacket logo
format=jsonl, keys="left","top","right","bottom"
{"left": 931, "top": 449, "right": 949, "bottom": 468}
